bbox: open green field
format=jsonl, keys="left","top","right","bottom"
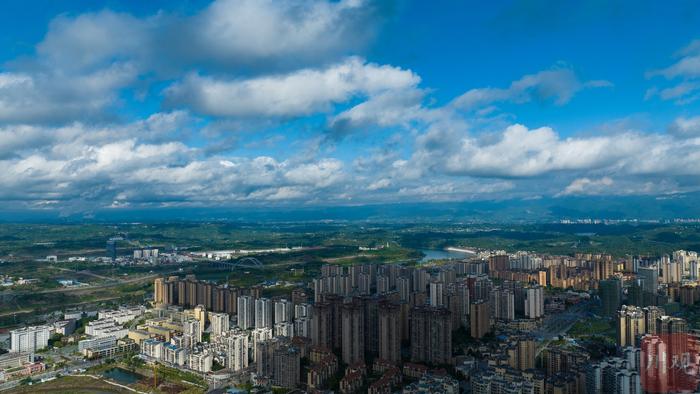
{"left": 6, "top": 376, "right": 132, "bottom": 394}
{"left": 567, "top": 317, "right": 616, "bottom": 340}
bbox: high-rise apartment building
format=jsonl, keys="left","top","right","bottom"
{"left": 237, "top": 295, "right": 254, "bottom": 330}
{"left": 524, "top": 285, "right": 544, "bottom": 319}
{"left": 273, "top": 345, "right": 301, "bottom": 388}
{"left": 153, "top": 276, "right": 238, "bottom": 314}
{"left": 643, "top": 306, "right": 664, "bottom": 335}
{"left": 490, "top": 288, "right": 515, "bottom": 321}
{"left": 210, "top": 312, "right": 230, "bottom": 336}
{"left": 617, "top": 305, "right": 646, "bottom": 347}
{"left": 410, "top": 306, "right": 452, "bottom": 365}
{"left": 378, "top": 302, "right": 401, "bottom": 364}
{"left": 10, "top": 325, "right": 51, "bottom": 353}
{"left": 255, "top": 298, "right": 273, "bottom": 329}
{"left": 311, "top": 301, "right": 333, "bottom": 349}
{"left": 600, "top": 279, "right": 622, "bottom": 317}
{"left": 274, "top": 299, "right": 293, "bottom": 323}
{"left": 341, "top": 301, "right": 365, "bottom": 365}
{"left": 183, "top": 319, "right": 202, "bottom": 343}
{"left": 226, "top": 331, "right": 249, "bottom": 371}
{"left": 638, "top": 266, "right": 659, "bottom": 295}
{"left": 470, "top": 300, "right": 491, "bottom": 339}
{"left": 430, "top": 282, "right": 444, "bottom": 307}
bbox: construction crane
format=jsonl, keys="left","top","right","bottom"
{"left": 152, "top": 364, "right": 157, "bottom": 390}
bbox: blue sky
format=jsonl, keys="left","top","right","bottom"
{"left": 2, "top": 0, "right": 700, "bottom": 212}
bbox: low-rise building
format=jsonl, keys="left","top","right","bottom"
{"left": 52, "top": 319, "right": 77, "bottom": 336}
{"left": 368, "top": 365, "right": 401, "bottom": 394}
{"left": 404, "top": 373, "right": 459, "bottom": 394}
{"left": 84, "top": 338, "right": 137, "bottom": 359}
{"left": 85, "top": 319, "right": 127, "bottom": 338}
{"left": 0, "top": 353, "right": 33, "bottom": 370}
{"left": 78, "top": 335, "right": 117, "bottom": 354}
{"left": 98, "top": 306, "right": 145, "bottom": 325}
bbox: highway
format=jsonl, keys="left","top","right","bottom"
{"left": 0, "top": 270, "right": 175, "bottom": 297}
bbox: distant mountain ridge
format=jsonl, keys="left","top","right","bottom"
{"left": 2, "top": 193, "right": 700, "bottom": 223}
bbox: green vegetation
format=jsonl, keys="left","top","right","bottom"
{"left": 3, "top": 221, "right": 700, "bottom": 328}
{"left": 153, "top": 363, "right": 206, "bottom": 387}
{"left": 567, "top": 317, "right": 616, "bottom": 341}
{"left": 48, "top": 333, "right": 64, "bottom": 348}
{"left": 2, "top": 222, "right": 700, "bottom": 263}
{"left": 6, "top": 376, "right": 133, "bottom": 393}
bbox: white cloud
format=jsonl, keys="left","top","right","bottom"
{"left": 367, "top": 178, "right": 391, "bottom": 191}
{"left": 0, "top": 64, "right": 137, "bottom": 123}
{"left": 284, "top": 159, "right": 344, "bottom": 187}
{"left": 180, "top": 0, "right": 382, "bottom": 68}
{"left": 328, "top": 88, "right": 432, "bottom": 139}
{"left": 165, "top": 57, "right": 419, "bottom": 117}
{"left": 3, "top": 2, "right": 700, "bottom": 209}
{"left": 451, "top": 68, "right": 611, "bottom": 110}
{"left": 0, "top": 0, "right": 388, "bottom": 125}
{"left": 0, "top": 114, "right": 349, "bottom": 208}
{"left": 648, "top": 40, "right": 700, "bottom": 104}
{"left": 32, "top": 0, "right": 384, "bottom": 75}
{"left": 36, "top": 10, "right": 150, "bottom": 72}
{"left": 558, "top": 177, "right": 614, "bottom": 196}
{"left": 670, "top": 116, "right": 700, "bottom": 137}
{"left": 408, "top": 123, "right": 700, "bottom": 179}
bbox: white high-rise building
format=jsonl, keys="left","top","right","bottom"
{"left": 674, "top": 250, "right": 698, "bottom": 276}
{"left": 251, "top": 327, "right": 273, "bottom": 362}
{"left": 255, "top": 298, "right": 273, "bottom": 328}
{"left": 524, "top": 286, "right": 544, "bottom": 319}
{"left": 210, "top": 312, "right": 230, "bottom": 336}
{"left": 183, "top": 319, "right": 202, "bottom": 343}
{"left": 397, "top": 277, "right": 411, "bottom": 302}
{"left": 294, "top": 303, "right": 311, "bottom": 319}
{"left": 237, "top": 295, "right": 254, "bottom": 330}
{"left": 294, "top": 317, "right": 312, "bottom": 338}
{"left": 226, "top": 332, "right": 249, "bottom": 371}
{"left": 188, "top": 352, "right": 213, "bottom": 373}
{"left": 10, "top": 325, "right": 50, "bottom": 353}
{"left": 662, "top": 260, "right": 682, "bottom": 283}
{"left": 691, "top": 260, "right": 700, "bottom": 280}
{"left": 429, "top": 281, "right": 444, "bottom": 307}
{"left": 142, "top": 339, "right": 165, "bottom": 360}
{"left": 490, "top": 288, "right": 515, "bottom": 321}
{"left": 274, "top": 299, "right": 293, "bottom": 323}
{"left": 358, "top": 272, "right": 371, "bottom": 295}
{"left": 274, "top": 322, "right": 294, "bottom": 337}
{"left": 376, "top": 275, "right": 390, "bottom": 295}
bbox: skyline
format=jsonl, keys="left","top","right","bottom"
{"left": 3, "top": 1, "right": 700, "bottom": 215}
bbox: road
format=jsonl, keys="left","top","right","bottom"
{"left": 0, "top": 272, "right": 166, "bottom": 297}
{"left": 322, "top": 254, "right": 372, "bottom": 263}
{"left": 534, "top": 301, "right": 592, "bottom": 355}
{"left": 54, "top": 267, "right": 117, "bottom": 282}
{"left": 0, "top": 295, "right": 130, "bottom": 318}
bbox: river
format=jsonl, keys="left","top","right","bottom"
{"left": 419, "top": 248, "right": 474, "bottom": 263}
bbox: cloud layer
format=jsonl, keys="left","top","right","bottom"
{"left": 1, "top": 1, "right": 700, "bottom": 212}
